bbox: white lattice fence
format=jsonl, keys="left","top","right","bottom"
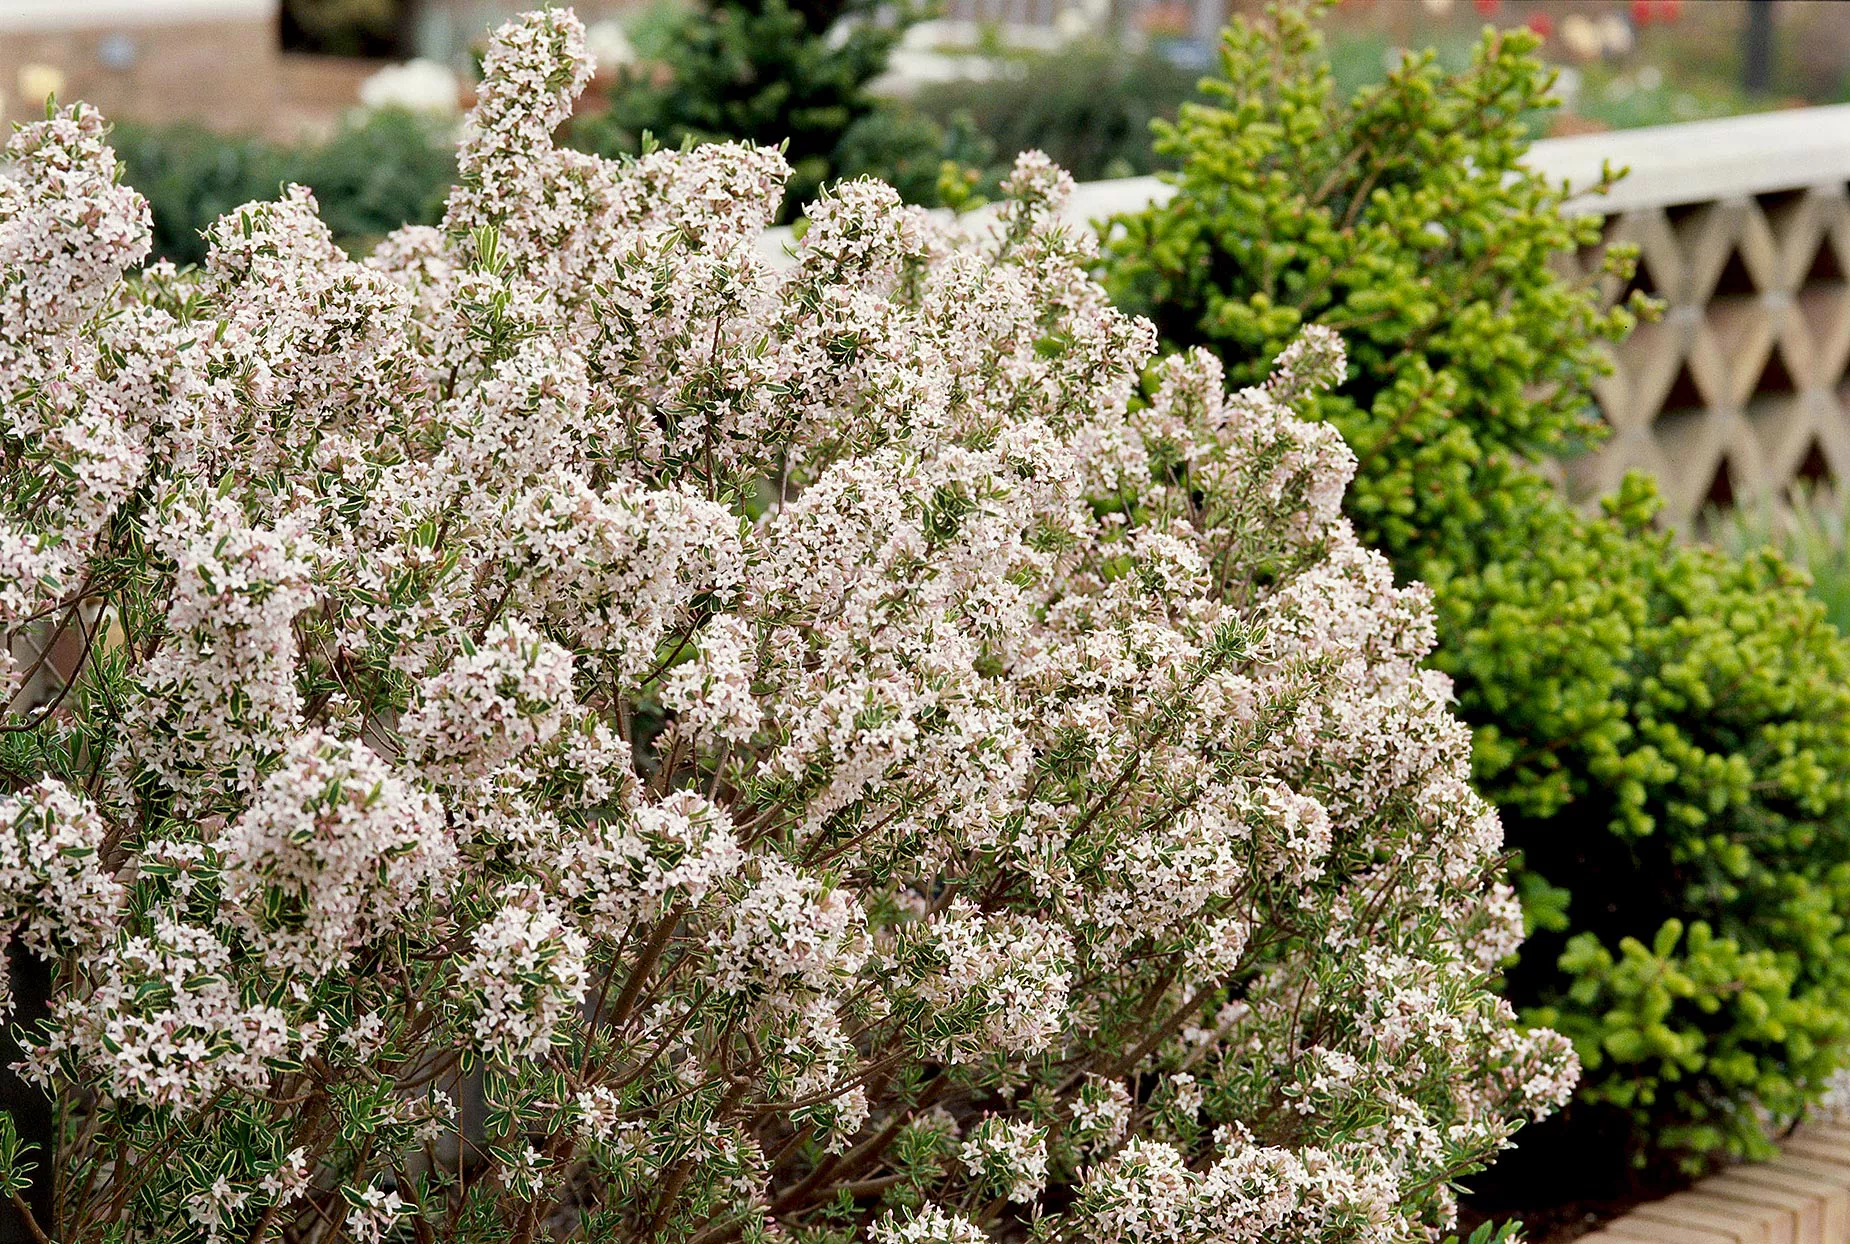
{"left": 1544, "top": 105, "right": 1850, "bottom": 527}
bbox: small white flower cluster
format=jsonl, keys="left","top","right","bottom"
{"left": 0, "top": 9, "right": 1574, "bottom": 1242}
{"left": 960, "top": 1116, "right": 1050, "bottom": 1204}
{"left": 219, "top": 730, "right": 452, "bottom": 975}
{"left": 128, "top": 494, "right": 321, "bottom": 799}
{"left": 357, "top": 59, "right": 462, "bottom": 117}
{"left": 906, "top": 899, "right": 1072, "bottom": 1061}
{"left": 36, "top": 914, "right": 293, "bottom": 1108}
{"left": 709, "top": 860, "right": 867, "bottom": 994}
{"left": 401, "top": 618, "right": 578, "bottom": 781}
{"left": 0, "top": 779, "right": 120, "bottom": 1011}
{"left": 557, "top": 789, "right": 743, "bottom": 935}
{"left": 872, "top": 1204, "right": 990, "bottom": 1244}
{"left": 458, "top": 886, "right": 589, "bottom": 1061}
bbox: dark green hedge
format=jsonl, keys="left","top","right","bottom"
{"left": 113, "top": 108, "right": 455, "bottom": 266}
{"left": 910, "top": 39, "right": 1201, "bottom": 184}
{"left": 565, "top": 0, "right": 916, "bottom": 219}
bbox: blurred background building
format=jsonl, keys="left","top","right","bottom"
{"left": 8, "top": 0, "right": 1850, "bottom": 139}
{"left": 0, "top": 0, "right": 297, "bottom": 135}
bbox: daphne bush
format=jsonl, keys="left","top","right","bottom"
{"left": 1104, "top": 1, "right": 1850, "bottom": 1170}
{"left": 0, "top": 10, "right": 1571, "bottom": 1242}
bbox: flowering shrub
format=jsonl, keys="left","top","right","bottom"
{"left": 0, "top": 10, "right": 1572, "bottom": 1242}
{"left": 1103, "top": 1, "right": 1850, "bottom": 1173}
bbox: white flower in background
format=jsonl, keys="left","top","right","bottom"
{"left": 1560, "top": 13, "right": 1604, "bottom": 61}
{"left": 358, "top": 58, "right": 461, "bottom": 116}
{"left": 584, "top": 19, "right": 638, "bottom": 73}
{"left": 1053, "top": 6, "right": 1096, "bottom": 40}
{"left": 1601, "top": 12, "right": 1637, "bottom": 55}
{"left": 1548, "top": 64, "right": 1582, "bottom": 111}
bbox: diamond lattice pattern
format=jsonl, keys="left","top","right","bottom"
{"left": 1564, "top": 185, "right": 1850, "bottom": 525}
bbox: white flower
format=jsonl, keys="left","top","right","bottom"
{"left": 358, "top": 59, "right": 461, "bottom": 116}
{"left": 0, "top": 10, "right": 1575, "bottom": 1240}
{"left": 458, "top": 887, "right": 589, "bottom": 1061}
{"left": 960, "top": 1117, "right": 1049, "bottom": 1204}
{"left": 584, "top": 20, "right": 637, "bottom": 73}
{"left": 219, "top": 730, "right": 452, "bottom": 976}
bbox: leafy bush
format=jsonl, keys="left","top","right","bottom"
{"left": 575, "top": 24, "right": 1194, "bottom": 213}
{"left": 830, "top": 104, "right": 999, "bottom": 207}
{"left": 567, "top": 0, "right": 916, "bottom": 217}
{"left": 108, "top": 122, "right": 292, "bottom": 266}
{"left": 911, "top": 39, "right": 1202, "bottom": 184}
{"left": 287, "top": 107, "right": 457, "bottom": 248}
{"left": 114, "top": 109, "right": 454, "bottom": 266}
{"left": 1104, "top": 1, "right": 1850, "bottom": 1172}
{"left": 0, "top": 11, "right": 1575, "bottom": 1242}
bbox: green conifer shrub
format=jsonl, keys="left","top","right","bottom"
{"left": 567, "top": 0, "right": 916, "bottom": 218}
{"left": 1103, "top": 1, "right": 1850, "bottom": 1173}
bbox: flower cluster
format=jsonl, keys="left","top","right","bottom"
{"left": 219, "top": 730, "right": 452, "bottom": 974}
{"left": 960, "top": 1117, "right": 1050, "bottom": 1204}
{"left": 0, "top": 10, "right": 1571, "bottom": 1243}
{"left": 0, "top": 780, "right": 119, "bottom": 1010}
{"left": 458, "top": 886, "right": 590, "bottom": 1061}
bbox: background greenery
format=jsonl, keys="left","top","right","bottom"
{"left": 1708, "top": 486, "right": 1850, "bottom": 636}
{"left": 909, "top": 39, "right": 1200, "bottom": 183}
{"left": 564, "top": 0, "right": 920, "bottom": 218}
{"left": 1102, "top": 0, "right": 1850, "bottom": 1183}
{"left": 114, "top": 109, "right": 454, "bottom": 265}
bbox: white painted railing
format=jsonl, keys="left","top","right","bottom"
{"left": 0, "top": 0, "right": 279, "bottom": 32}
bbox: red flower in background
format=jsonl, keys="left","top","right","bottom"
{"left": 1474, "top": 0, "right": 1500, "bottom": 15}
{"left": 1526, "top": 11, "right": 1553, "bottom": 37}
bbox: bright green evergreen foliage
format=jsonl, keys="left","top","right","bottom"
{"left": 1104, "top": 1, "right": 1850, "bottom": 1168}
{"left": 567, "top": 0, "right": 916, "bottom": 218}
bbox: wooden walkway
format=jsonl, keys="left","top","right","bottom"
{"left": 1580, "top": 1125, "right": 1850, "bottom": 1244}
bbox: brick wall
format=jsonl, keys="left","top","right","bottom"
{"left": 0, "top": 0, "right": 381, "bottom": 141}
